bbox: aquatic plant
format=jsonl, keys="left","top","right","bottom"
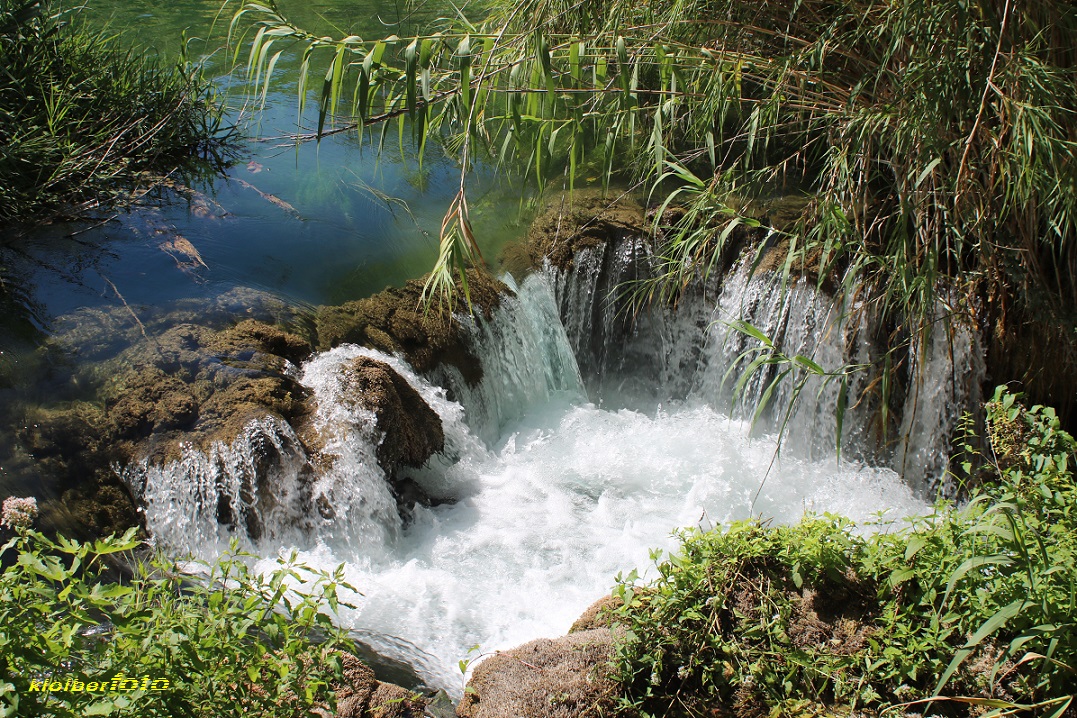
{"left": 609, "top": 388, "right": 1077, "bottom": 716}
{"left": 0, "top": 0, "right": 233, "bottom": 227}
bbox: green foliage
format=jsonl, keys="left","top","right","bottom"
{"left": 0, "top": 529, "right": 358, "bottom": 717}
{"left": 0, "top": 0, "right": 232, "bottom": 226}
{"left": 611, "top": 389, "right": 1077, "bottom": 717}
{"left": 230, "top": 0, "right": 1076, "bottom": 328}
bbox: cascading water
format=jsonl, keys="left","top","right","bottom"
{"left": 544, "top": 237, "right": 985, "bottom": 489}
{"left": 134, "top": 269, "right": 937, "bottom": 697}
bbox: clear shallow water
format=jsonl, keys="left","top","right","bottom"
{"left": 4, "top": 0, "right": 520, "bottom": 325}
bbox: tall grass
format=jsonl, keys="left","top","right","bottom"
{"left": 0, "top": 0, "right": 233, "bottom": 227}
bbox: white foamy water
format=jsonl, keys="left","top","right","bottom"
{"left": 269, "top": 397, "right": 927, "bottom": 693}
{"left": 136, "top": 273, "right": 934, "bottom": 696}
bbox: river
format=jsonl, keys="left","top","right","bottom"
{"left": 0, "top": 0, "right": 945, "bottom": 698}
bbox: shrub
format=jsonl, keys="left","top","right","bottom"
{"left": 0, "top": 529, "right": 357, "bottom": 717}
{"left": 611, "top": 388, "right": 1077, "bottom": 717}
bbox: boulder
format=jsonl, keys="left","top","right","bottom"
{"left": 456, "top": 628, "right": 617, "bottom": 718}
{"left": 522, "top": 191, "right": 648, "bottom": 272}
{"left": 337, "top": 356, "right": 444, "bottom": 472}
{"left": 315, "top": 269, "right": 508, "bottom": 386}
{"left": 334, "top": 653, "right": 427, "bottom": 718}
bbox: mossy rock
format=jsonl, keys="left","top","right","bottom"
{"left": 336, "top": 356, "right": 444, "bottom": 472}
{"left": 314, "top": 269, "right": 508, "bottom": 386}
{"left": 523, "top": 191, "right": 648, "bottom": 272}
{"left": 456, "top": 629, "right": 616, "bottom": 718}
{"left": 333, "top": 653, "right": 427, "bottom": 718}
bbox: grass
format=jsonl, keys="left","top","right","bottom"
{"left": 608, "top": 387, "right": 1077, "bottom": 717}
{"left": 0, "top": 0, "right": 233, "bottom": 228}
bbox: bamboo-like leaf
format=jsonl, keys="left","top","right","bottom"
{"left": 942, "top": 555, "right": 1014, "bottom": 608}
{"left": 405, "top": 38, "right": 418, "bottom": 119}
{"left": 754, "top": 368, "right": 792, "bottom": 428}
{"left": 258, "top": 50, "right": 283, "bottom": 108}
{"left": 934, "top": 600, "right": 1025, "bottom": 695}
{"left": 458, "top": 35, "right": 472, "bottom": 115}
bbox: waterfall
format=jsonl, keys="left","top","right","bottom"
{"left": 429, "top": 273, "right": 586, "bottom": 444}
{"left": 542, "top": 237, "right": 985, "bottom": 490}
{"left": 129, "top": 416, "right": 316, "bottom": 552}
{"left": 893, "top": 299, "right": 985, "bottom": 496}
{"left": 131, "top": 262, "right": 941, "bottom": 696}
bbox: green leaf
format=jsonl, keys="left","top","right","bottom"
{"left": 915, "top": 157, "right": 942, "bottom": 188}
{"left": 942, "top": 555, "right": 1013, "bottom": 608}
{"left": 934, "top": 600, "right": 1024, "bottom": 694}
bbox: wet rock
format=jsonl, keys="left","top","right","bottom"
{"left": 315, "top": 269, "right": 508, "bottom": 386}
{"left": 523, "top": 191, "right": 648, "bottom": 272}
{"left": 337, "top": 356, "right": 444, "bottom": 472}
{"left": 12, "top": 402, "right": 139, "bottom": 539}
{"left": 456, "top": 629, "right": 617, "bottom": 718}
{"left": 13, "top": 268, "right": 506, "bottom": 540}
{"left": 334, "top": 653, "right": 427, "bottom": 718}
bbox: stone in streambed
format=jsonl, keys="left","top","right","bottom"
{"left": 336, "top": 356, "right": 444, "bottom": 472}
{"left": 456, "top": 629, "right": 617, "bottom": 718}
{"left": 314, "top": 269, "right": 508, "bottom": 386}
{"left": 521, "top": 191, "right": 648, "bottom": 273}
{"left": 334, "top": 653, "right": 427, "bottom": 718}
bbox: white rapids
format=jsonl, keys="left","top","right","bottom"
{"left": 137, "top": 270, "right": 937, "bottom": 696}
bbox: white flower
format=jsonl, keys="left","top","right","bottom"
{"left": 1, "top": 496, "right": 38, "bottom": 529}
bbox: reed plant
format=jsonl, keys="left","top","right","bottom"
{"left": 0, "top": 0, "right": 232, "bottom": 227}
{"left": 229, "top": 0, "right": 1075, "bottom": 335}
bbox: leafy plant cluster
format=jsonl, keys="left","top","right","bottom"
{"left": 0, "top": 530, "right": 358, "bottom": 717}
{"left": 610, "top": 388, "right": 1077, "bottom": 717}
{"left": 0, "top": 0, "right": 232, "bottom": 226}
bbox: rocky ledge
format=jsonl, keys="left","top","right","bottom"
{"left": 456, "top": 595, "right": 623, "bottom": 718}
{"left": 5, "top": 270, "right": 509, "bottom": 541}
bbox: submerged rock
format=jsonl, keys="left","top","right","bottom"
{"left": 12, "top": 402, "right": 138, "bottom": 539}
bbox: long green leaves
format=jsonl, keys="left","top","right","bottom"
{"left": 228, "top": 0, "right": 1077, "bottom": 353}
{"left": 0, "top": 0, "right": 232, "bottom": 226}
